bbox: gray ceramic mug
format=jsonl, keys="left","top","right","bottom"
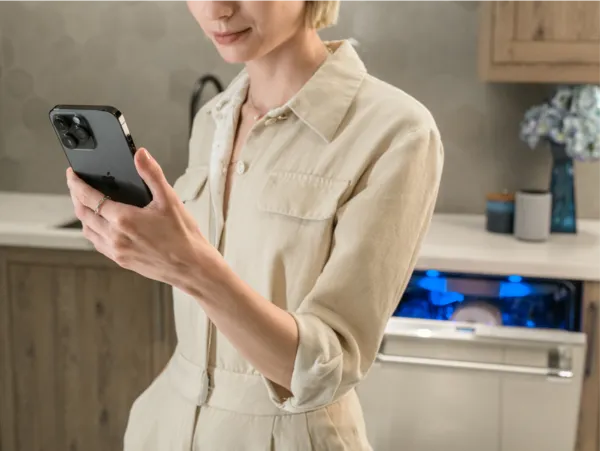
{"left": 514, "top": 190, "right": 552, "bottom": 242}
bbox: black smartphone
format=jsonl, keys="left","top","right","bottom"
{"left": 49, "top": 105, "right": 152, "bottom": 208}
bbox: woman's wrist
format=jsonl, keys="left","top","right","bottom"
{"left": 176, "top": 239, "right": 236, "bottom": 306}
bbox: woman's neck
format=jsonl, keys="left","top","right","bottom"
{"left": 245, "top": 29, "right": 330, "bottom": 113}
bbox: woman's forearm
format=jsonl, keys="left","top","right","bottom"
{"left": 181, "top": 250, "right": 299, "bottom": 392}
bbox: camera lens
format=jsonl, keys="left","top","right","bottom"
{"left": 72, "top": 125, "right": 89, "bottom": 143}
{"left": 62, "top": 134, "right": 78, "bottom": 149}
{"left": 53, "top": 117, "right": 69, "bottom": 133}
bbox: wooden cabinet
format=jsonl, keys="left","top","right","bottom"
{"left": 0, "top": 247, "right": 176, "bottom": 451}
{"left": 576, "top": 281, "right": 600, "bottom": 451}
{"left": 479, "top": 1, "right": 600, "bottom": 83}
{"left": 0, "top": 248, "right": 11, "bottom": 451}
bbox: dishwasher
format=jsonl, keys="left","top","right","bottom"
{"left": 357, "top": 270, "right": 591, "bottom": 451}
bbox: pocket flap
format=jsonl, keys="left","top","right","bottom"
{"left": 173, "top": 166, "right": 209, "bottom": 202}
{"left": 258, "top": 172, "right": 350, "bottom": 220}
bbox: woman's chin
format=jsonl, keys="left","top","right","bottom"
{"left": 215, "top": 37, "right": 266, "bottom": 64}
{"left": 217, "top": 46, "right": 255, "bottom": 64}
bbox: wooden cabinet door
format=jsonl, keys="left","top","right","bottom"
{"left": 0, "top": 247, "right": 175, "bottom": 451}
{"left": 576, "top": 282, "right": 600, "bottom": 451}
{"left": 0, "top": 248, "right": 16, "bottom": 451}
{"left": 480, "top": 1, "right": 600, "bottom": 83}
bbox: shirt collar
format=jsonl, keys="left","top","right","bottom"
{"left": 209, "top": 40, "right": 367, "bottom": 143}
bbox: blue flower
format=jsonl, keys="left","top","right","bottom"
{"left": 551, "top": 86, "right": 573, "bottom": 110}
{"left": 570, "top": 85, "right": 600, "bottom": 118}
{"left": 520, "top": 84, "right": 600, "bottom": 162}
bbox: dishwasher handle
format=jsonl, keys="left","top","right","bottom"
{"left": 375, "top": 353, "right": 574, "bottom": 380}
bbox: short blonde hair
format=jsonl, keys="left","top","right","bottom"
{"left": 305, "top": 1, "right": 340, "bottom": 29}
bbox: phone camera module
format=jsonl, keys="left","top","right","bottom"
{"left": 62, "top": 134, "right": 78, "bottom": 149}
{"left": 72, "top": 125, "right": 90, "bottom": 143}
{"left": 51, "top": 111, "right": 96, "bottom": 151}
{"left": 53, "top": 117, "right": 70, "bottom": 133}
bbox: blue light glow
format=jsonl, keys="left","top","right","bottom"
{"left": 499, "top": 281, "right": 532, "bottom": 298}
{"left": 431, "top": 291, "right": 464, "bottom": 306}
{"left": 395, "top": 270, "right": 575, "bottom": 332}
{"left": 418, "top": 276, "right": 447, "bottom": 293}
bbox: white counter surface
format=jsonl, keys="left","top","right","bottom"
{"left": 418, "top": 214, "right": 599, "bottom": 281}
{"left": 1, "top": 192, "right": 599, "bottom": 281}
{"left": 0, "top": 192, "right": 93, "bottom": 251}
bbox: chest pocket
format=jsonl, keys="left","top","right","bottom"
{"left": 258, "top": 171, "right": 350, "bottom": 221}
{"left": 173, "top": 166, "right": 210, "bottom": 236}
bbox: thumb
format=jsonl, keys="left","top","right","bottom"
{"left": 135, "top": 148, "right": 169, "bottom": 201}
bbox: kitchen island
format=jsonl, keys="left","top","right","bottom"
{"left": 0, "top": 193, "right": 174, "bottom": 451}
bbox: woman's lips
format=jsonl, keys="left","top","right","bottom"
{"left": 213, "top": 28, "right": 251, "bottom": 45}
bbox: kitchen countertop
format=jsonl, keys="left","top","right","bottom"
{"left": 0, "top": 192, "right": 93, "bottom": 251}
{"left": 418, "top": 214, "right": 599, "bottom": 281}
{"left": 1, "top": 192, "right": 599, "bottom": 281}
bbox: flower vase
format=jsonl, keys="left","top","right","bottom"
{"left": 549, "top": 143, "right": 577, "bottom": 233}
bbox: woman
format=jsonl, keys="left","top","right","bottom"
{"left": 66, "top": 1, "right": 443, "bottom": 449}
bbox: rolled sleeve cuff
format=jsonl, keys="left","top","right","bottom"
{"left": 261, "top": 312, "right": 343, "bottom": 413}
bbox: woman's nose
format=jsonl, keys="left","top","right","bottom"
{"left": 202, "top": 1, "right": 236, "bottom": 21}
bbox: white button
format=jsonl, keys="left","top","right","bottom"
{"left": 235, "top": 161, "right": 247, "bottom": 175}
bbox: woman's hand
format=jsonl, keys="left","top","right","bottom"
{"left": 67, "top": 147, "right": 299, "bottom": 392}
{"left": 66, "top": 148, "right": 219, "bottom": 291}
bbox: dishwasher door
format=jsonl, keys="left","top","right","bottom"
{"left": 357, "top": 318, "right": 586, "bottom": 451}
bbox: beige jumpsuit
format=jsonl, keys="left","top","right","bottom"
{"left": 123, "top": 40, "right": 444, "bottom": 450}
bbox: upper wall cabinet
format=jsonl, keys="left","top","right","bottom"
{"left": 479, "top": 1, "right": 600, "bottom": 83}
